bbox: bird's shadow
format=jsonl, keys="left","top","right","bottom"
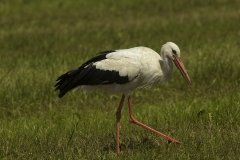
{"left": 102, "top": 137, "right": 170, "bottom": 153}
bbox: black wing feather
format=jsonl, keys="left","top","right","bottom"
{"left": 54, "top": 50, "right": 130, "bottom": 98}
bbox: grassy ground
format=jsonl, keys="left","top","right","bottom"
{"left": 0, "top": 0, "right": 240, "bottom": 159}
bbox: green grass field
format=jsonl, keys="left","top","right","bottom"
{"left": 0, "top": 0, "right": 240, "bottom": 159}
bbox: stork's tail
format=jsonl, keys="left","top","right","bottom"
{"left": 54, "top": 69, "right": 81, "bottom": 98}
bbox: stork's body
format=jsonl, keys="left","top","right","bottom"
{"left": 55, "top": 42, "right": 191, "bottom": 153}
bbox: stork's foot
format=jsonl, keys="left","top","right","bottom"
{"left": 168, "top": 139, "right": 180, "bottom": 144}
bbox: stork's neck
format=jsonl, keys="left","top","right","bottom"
{"left": 160, "top": 53, "right": 173, "bottom": 81}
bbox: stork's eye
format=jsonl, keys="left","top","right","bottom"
{"left": 172, "top": 49, "right": 177, "bottom": 55}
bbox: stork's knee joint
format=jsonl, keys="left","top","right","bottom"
{"left": 129, "top": 116, "right": 137, "bottom": 123}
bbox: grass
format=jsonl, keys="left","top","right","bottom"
{"left": 0, "top": 0, "right": 240, "bottom": 159}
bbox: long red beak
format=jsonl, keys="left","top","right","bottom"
{"left": 173, "top": 57, "right": 191, "bottom": 85}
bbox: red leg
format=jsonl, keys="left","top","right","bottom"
{"left": 116, "top": 94, "right": 125, "bottom": 153}
{"left": 127, "top": 96, "right": 180, "bottom": 144}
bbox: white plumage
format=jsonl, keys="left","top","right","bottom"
{"left": 84, "top": 47, "right": 164, "bottom": 95}
{"left": 55, "top": 42, "right": 191, "bottom": 153}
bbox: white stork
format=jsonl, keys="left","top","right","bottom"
{"left": 54, "top": 42, "right": 191, "bottom": 153}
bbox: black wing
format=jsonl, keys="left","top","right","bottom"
{"left": 54, "top": 50, "right": 130, "bottom": 98}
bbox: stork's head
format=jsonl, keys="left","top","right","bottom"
{"left": 161, "top": 42, "right": 181, "bottom": 60}
{"left": 161, "top": 42, "right": 191, "bottom": 85}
